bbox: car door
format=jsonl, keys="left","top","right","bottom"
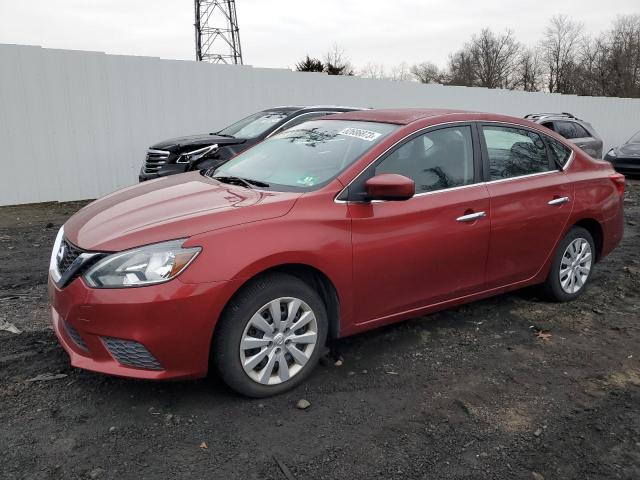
{"left": 480, "top": 123, "right": 573, "bottom": 289}
{"left": 346, "top": 124, "right": 491, "bottom": 325}
{"left": 554, "top": 120, "right": 599, "bottom": 158}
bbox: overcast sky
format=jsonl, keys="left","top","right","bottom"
{"left": 1, "top": 0, "right": 638, "bottom": 71}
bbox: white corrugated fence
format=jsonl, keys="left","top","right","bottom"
{"left": 1, "top": 43, "right": 639, "bottom": 205}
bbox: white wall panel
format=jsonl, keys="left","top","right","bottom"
{"left": 1, "top": 44, "right": 639, "bottom": 205}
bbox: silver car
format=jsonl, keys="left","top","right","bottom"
{"left": 525, "top": 112, "right": 603, "bottom": 159}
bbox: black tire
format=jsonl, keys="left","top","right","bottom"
{"left": 212, "top": 272, "right": 328, "bottom": 397}
{"left": 541, "top": 226, "right": 595, "bottom": 302}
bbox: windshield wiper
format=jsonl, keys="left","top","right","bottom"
{"left": 211, "top": 132, "right": 235, "bottom": 138}
{"left": 212, "top": 175, "right": 252, "bottom": 188}
{"left": 212, "top": 175, "right": 270, "bottom": 189}
{"left": 243, "top": 178, "right": 270, "bottom": 188}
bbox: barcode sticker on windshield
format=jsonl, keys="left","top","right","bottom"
{"left": 339, "top": 127, "right": 382, "bottom": 142}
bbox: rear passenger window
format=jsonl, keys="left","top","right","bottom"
{"left": 548, "top": 139, "right": 572, "bottom": 168}
{"left": 554, "top": 121, "right": 577, "bottom": 139}
{"left": 573, "top": 123, "right": 590, "bottom": 138}
{"left": 374, "top": 126, "right": 475, "bottom": 193}
{"left": 482, "top": 126, "right": 550, "bottom": 180}
{"left": 554, "top": 121, "right": 589, "bottom": 139}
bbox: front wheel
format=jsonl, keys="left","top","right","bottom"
{"left": 542, "top": 226, "right": 595, "bottom": 302}
{"left": 212, "top": 272, "right": 328, "bottom": 397}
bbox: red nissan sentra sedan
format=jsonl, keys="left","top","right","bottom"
{"left": 49, "top": 109, "right": 625, "bottom": 397}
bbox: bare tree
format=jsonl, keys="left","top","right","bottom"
{"left": 446, "top": 28, "right": 521, "bottom": 88}
{"left": 516, "top": 48, "right": 544, "bottom": 92}
{"left": 541, "top": 15, "right": 584, "bottom": 93}
{"left": 351, "top": 14, "right": 640, "bottom": 98}
{"left": 468, "top": 28, "right": 522, "bottom": 88}
{"left": 324, "top": 44, "right": 354, "bottom": 76}
{"left": 564, "top": 14, "right": 640, "bottom": 98}
{"left": 386, "top": 62, "right": 411, "bottom": 81}
{"left": 447, "top": 50, "right": 476, "bottom": 86}
{"left": 411, "top": 62, "right": 443, "bottom": 84}
{"left": 360, "top": 62, "right": 387, "bottom": 79}
{"left": 577, "top": 35, "right": 612, "bottom": 96}
{"left": 607, "top": 14, "right": 640, "bottom": 98}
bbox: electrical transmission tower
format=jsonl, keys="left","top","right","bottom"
{"left": 194, "top": 0, "right": 243, "bottom": 64}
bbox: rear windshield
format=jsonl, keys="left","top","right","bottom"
{"left": 212, "top": 120, "right": 398, "bottom": 191}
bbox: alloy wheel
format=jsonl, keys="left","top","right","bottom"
{"left": 559, "top": 238, "right": 592, "bottom": 294}
{"left": 239, "top": 297, "right": 318, "bottom": 385}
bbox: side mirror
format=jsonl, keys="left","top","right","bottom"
{"left": 365, "top": 174, "right": 415, "bottom": 201}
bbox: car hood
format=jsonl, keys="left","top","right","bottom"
{"left": 619, "top": 143, "right": 640, "bottom": 157}
{"left": 151, "top": 134, "right": 246, "bottom": 153}
{"left": 65, "top": 172, "right": 301, "bottom": 251}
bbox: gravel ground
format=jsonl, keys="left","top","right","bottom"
{"left": 1, "top": 180, "right": 639, "bottom": 480}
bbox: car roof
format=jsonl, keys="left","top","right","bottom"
{"left": 267, "top": 105, "right": 365, "bottom": 114}
{"left": 524, "top": 112, "right": 583, "bottom": 122}
{"left": 263, "top": 106, "right": 305, "bottom": 113}
{"left": 322, "top": 108, "right": 474, "bottom": 125}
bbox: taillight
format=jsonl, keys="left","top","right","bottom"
{"left": 610, "top": 173, "right": 625, "bottom": 196}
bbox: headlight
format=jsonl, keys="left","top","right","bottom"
{"left": 49, "top": 226, "right": 65, "bottom": 282}
{"left": 176, "top": 144, "right": 218, "bottom": 164}
{"left": 84, "top": 239, "right": 201, "bottom": 288}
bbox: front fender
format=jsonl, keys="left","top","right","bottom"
{"left": 179, "top": 194, "right": 355, "bottom": 332}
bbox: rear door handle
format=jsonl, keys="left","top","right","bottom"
{"left": 548, "top": 196, "right": 570, "bottom": 206}
{"left": 456, "top": 211, "right": 486, "bottom": 222}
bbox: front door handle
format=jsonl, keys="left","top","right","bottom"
{"left": 548, "top": 196, "right": 570, "bottom": 206}
{"left": 456, "top": 211, "right": 486, "bottom": 222}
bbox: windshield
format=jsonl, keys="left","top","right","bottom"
{"left": 212, "top": 120, "right": 397, "bottom": 191}
{"left": 217, "top": 111, "right": 289, "bottom": 138}
{"left": 628, "top": 130, "right": 640, "bottom": 144}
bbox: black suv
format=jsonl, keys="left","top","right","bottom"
{"left": 524, "top": 112, "right": 603, "bottom": 159}
{"left": 139, "top": 106, "right": 363, "bottom": 181}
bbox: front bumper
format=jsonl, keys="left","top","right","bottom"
{"left": 606, "top": 157, "right": 640, "bottom": 175}
{"left": 49, "top": 274, "right": 234, "bottom": 380}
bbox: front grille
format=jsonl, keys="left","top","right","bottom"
{"left": 57, "top": 239, "right": 83, "bottom": 275}
{"left": 102, "top": 337, "right": 164, "bottom": 370}
{"left": 64, "top": 321, "right": 88, "bottom": 352}
{"left": 55, "top": 239, "right": 102, "bottom": 287}
{"left": 143, "top": 149, "right": 170, "bottom": 174}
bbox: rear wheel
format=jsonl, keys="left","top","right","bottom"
{"left": 212, "top": 272, "right": 328, "bottom": 397}
{"left": 542, "top": 226, "right": 595, "bottom": 302}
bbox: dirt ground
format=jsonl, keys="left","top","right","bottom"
{"left": 1, "top": 180, "right": 639, "bottom": 480}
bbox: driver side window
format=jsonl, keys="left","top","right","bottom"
{"left": 374, "top": 126, "right": 475, "bottom": 194}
